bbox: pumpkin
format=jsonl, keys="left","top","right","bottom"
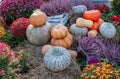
{"left": 51, "top": 33, "right": 73, "bottom": 48}
{"left": 29, "top": 11, "right": 47, "bottom": 27}
{"left": 88, "top": 18, "right": 104, "bottom": 31}
{"left": 41, "top": 44, "right": 53, "bottom": 55}
{"left": 99, "top": 22, "right": 116, "bottom": 38}
{"left": 76, "top": 18, "right": 93, "bottom": 28}
{"left": 0, "top": 26, "right": 6, "bottom": 38}
{"left": 26, "top": 22, "right": 52, "bottom": 46}
{"left": 51, "top": 24, "right": 68, "bottom": 39}
{"left": 88, "top": 30, "right": 98, "bottom": 37}
{"left": 43, "top": 46, "right": 71, "bottom": 71}
{"left": 83, "top": 10, "right": 102, "bottom": 22}
{"left": 68, "top": 50, "right": 78, "bottom": 59}
{"left": 72, "top": 5, "right": 87, "bottom": 14}
{"left": 69, "top": 24, "right": 88, "bottom": 36}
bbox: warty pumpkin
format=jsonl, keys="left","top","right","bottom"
{"left": 51, "top": 24, "right": 68, "bottom": 39}
{"left": 29, "top": 11, "right": 47, "bottom": 27}
{"left": 41, "top": 44, "right": 53, "bottom": 55}
{"left": 83, "top": 10, "right": 102, "bottom": 22}
{"left": 88, "top": 30, "right": 98, "bottom": 37}
{"left": 51, "top": 33, "right": 73, "bottom": 48}
{"left": 88, "top": 18, "right": 104, "bottom": 31}
{"left": 26, "top": 22, "right": 52, "bottom": 46}
{"left": 43, "top": 46, "right": 71, "bottom": 71}
{"left": 76, "top": 18, "right": 93, "bottom": 28}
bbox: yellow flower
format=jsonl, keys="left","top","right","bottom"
{"left": 91, "top": 75, "right": 97, "bottom": 79}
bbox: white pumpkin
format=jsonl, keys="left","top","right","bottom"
{"left": 69, "top": 24, "right": 88, "bottom": 37}
{"left": 99, "top": 22, "right": 116, "bottom": 38}
{"left": 72, "top": 5, "right": 87, "bottom": 14}
{"left": 43, "top": 46, "right": 71, "bottom": 71}
{"left": 26, "top": 22, "right": 52, "bottom": 46}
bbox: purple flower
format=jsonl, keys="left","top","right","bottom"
{"left": 86, "top": 56, "right": 100, "bottom": 64}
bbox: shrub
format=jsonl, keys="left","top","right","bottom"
{"left": 93, "top": 4, "right": 109, "bottom": 13}
{"left": 0, "top": 43, "right": 29, "bottom": 79}
{"left": 10, "top": 17, "right": 30, "bottom": 37}
{"left": 103, "top": 41, "right": 120, "bottom": 66}
{"left": 112, "top": 0, "right": 120, "bottom": 15}
{"left": 40, "top": 0, "right": 72, "bottom": 16}
{"left": 0, "top": 0, "right": 43, "bottom": 25}
{"left": 0, "top": 16, "right": 7, "bottom": 28}
{"left": 77, "top": 37, "right": 107, "bottom": 57}
{"left": 80, "top": 62, "right": 120, "bottom": 79}
{"left": 0, "top": 26, "right": 6, "bottom": 38}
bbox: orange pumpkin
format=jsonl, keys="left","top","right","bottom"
{"left": 88, "top": 18, "right": 104, "bottom": 31}
{"left": 29, "top": 11, "right": 47, "bottom": 27}
{"left": 83, "top": 10, "right": 102, "bottom": 22}
{"left": 51, "top": 24, "right": 68, "bottom": 39}
{"left": 41, "top": 44, "right": 53, "bottom": 55}
{"left": 51, "top": 33, "right": 73, "bottom": 48}
{"left": 88, "top": 30, "right": 98, "bottom": 37}
{"left": 68, "top": 50, "right": 78, "bottom": 59}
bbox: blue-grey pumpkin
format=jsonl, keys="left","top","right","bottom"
{"left": 69, "top": 24, "right": 88, "bottom": 37}
{"left": 43, "top": 46, "right": 72, "bottom": 71}
{"left": 72, "top": 5, "right": 87, "bottom": 14}
{"left": 99, "top": 22, "right": 116, "bottom": 38}
{"left": 26, "top": 22, "right": 52, "bottom": 46}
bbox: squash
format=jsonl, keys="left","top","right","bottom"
{"left": 88, "top": 18, "right": 104, "bottom": 31}
{"left": 0, "top": 26, "right": 6, "bottom": 38}
{"left": 69, "top": 24, "right": 88, "bottom": 36}
{"left": 68, "top": 50, "right": 78, "bottom": 59}
{"left": 41, "top": 44, "right": 53, "bottom": 55}
{"left": 72, "top": 5, "right": 87, "bottom": 14}
{"left": 51, "top": 33, "right": 73, "bottom": 48}
{"left": 88, "top": 30, "right": 98, "bottom": 37}
{"left": 76, "top": 18, "right": 93, "bottom": 28}
{"left": 83, "top": 10, "right": 102, "bottom": 22}
{"left": 43, "top": 46, "right": 71, "bottom": 71}
{"left": 26, "top": 22, "right": 52, "bottom": 46}
{"left": 51, "top": 24, "right": 68, "bottom": 39}
{"left": 29, "top": 11, "right": 47, "bottom": 27}
{"left": 99, "top": 22, "right": 116, "bottom": 38}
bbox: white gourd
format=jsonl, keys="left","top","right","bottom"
{"left": 43, "top": 46, "right": 71, "bottom": 71}
{"left": 99, "top": 22, "right": 116, "bottom": 38}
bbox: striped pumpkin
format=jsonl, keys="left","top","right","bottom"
{"left": 43, "top": 46, "right": 71, "bottom": 71}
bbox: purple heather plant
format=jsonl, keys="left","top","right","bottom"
{"left": 0, "top": 0, "right": 43, "bottom": 25}
{"left": 103, "top": 41, "right": 120, "bottom": 66}
{"left": 40, "top": 0, "right": 72, "bottom": 16}
{"left": 77, "top": 37, "right": 107, "bottom": 57}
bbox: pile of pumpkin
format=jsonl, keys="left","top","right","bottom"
{"left": 25, "top": 10, "right": 117, "bottom": 72}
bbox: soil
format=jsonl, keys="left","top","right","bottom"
{"left": 14, "top": 42, "right": 81, "bottom": 79}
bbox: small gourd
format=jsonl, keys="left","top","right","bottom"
{"left": 72, "top": 5, "right": 87, "bottom": 14}
{"left": 88, "top": 30, "right": 98, "bottom": 37}
{"left": 69, "top": 24, "right": 88, "bottom": 36}
{"left": 43, "top": 46, "right": 71, "bottom": 71}
{"left": 68, "top": 50, "right": 78, "bottom": 59}
{"left": 99, "top": 22, "right": 116, "bottom": 38}
{"left": 76, "top": 18, "right": 93, "bottom": 28}
{"left": 41, "top": 44, "right": 53, "bottom": 55}
{"left": 26, "top": 22, "right": 52, "bottom": 46}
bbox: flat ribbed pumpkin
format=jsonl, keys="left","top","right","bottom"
{"left": 43, "top": 46, "right": 71, "bottom": 71}
{"left": 26, "top": 22, "right": 52, "bottom": 46}
{"left": 51, "top": 33, "right": 73, "bottom": 48}
{"left": 51, "top": 24, "right": 68, "bottom": 39}
{"left": 29, "top": 11, "right": 47, "bottom": 27}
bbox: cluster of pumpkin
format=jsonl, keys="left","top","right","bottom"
{"left": 70, "top": 10, "right": 116, "bottom": 39}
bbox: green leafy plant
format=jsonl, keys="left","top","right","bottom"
{"left": 0, "top": 29, "right": 27, "bottom": 48}
{"left": 112, "top": 0, "right": 120, "bottom": 15}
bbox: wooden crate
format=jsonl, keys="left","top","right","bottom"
{"left": 47, "top": 13, "right": 69, "bottom": 26}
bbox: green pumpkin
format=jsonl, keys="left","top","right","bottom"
{"left": 43, "top": 46, "right": 71, "bottom": 71}
{"left": 26, "top": 22, "right": 52, "bottom": 46}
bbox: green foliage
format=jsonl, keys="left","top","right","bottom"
{"left": 0, "top": 29, "right": 27, "bottom": 48}
{"left": 112, "top": 0, "right": 120, "bottom": 15}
